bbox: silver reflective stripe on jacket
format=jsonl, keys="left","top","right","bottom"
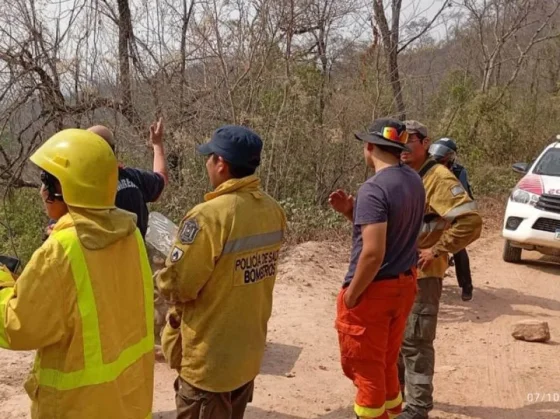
{"left": 420, "top": 219, "right": 447, "bottom": 234}
{"left": 443, "top": 201, "right": 478, "bottom": 222}
{"left": 223, "top": 230, "right": 284, "bottom": 254}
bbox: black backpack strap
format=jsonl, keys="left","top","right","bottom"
{"left": 418, "top": 159, "right": 438, "bottom": 178}
{"left": 451, "top": 163, "right": 463, "bottom": 179}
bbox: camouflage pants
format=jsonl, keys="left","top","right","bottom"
{"left": 398, "top": 277, "right": 443, "bottom": 416}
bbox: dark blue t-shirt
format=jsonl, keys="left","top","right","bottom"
{"left": 116, "top": 167, "right": 165, "bottom": 237}
{"left": 344, "top": 163, "right": 425, "bottom": 286}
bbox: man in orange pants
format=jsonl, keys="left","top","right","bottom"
{"left": 330, "top": 119, "right": 426, "bottom": 419}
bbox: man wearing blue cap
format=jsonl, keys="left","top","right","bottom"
{"left": 157, "top": 125, "right": 287, "bottom": 419}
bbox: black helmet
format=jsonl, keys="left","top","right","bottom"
{"left": 429, "top": 137, "right": 457, "bottom": 165}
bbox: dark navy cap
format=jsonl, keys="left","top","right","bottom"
{"left": 198, "top": 125, "right": 263, "bottom": 168}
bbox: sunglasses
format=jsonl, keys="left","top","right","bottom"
{"left": 371, "top": 127, "right": 409, "bottom": 144}
{"left": 408, "top": 131, "right": 427, "bottom": 143}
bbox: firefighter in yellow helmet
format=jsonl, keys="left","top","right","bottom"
{"left": 0, "top": 129, "right": 154, "bottom": 419}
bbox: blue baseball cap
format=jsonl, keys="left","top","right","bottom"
{"left": 198, "top": 125, "right": 263, "bottom": 168}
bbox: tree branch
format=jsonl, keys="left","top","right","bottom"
{"left": 398, "top": 0, "right": 450, "bottom": 54}
{"left": 372, "top": 0, "right": 392, "bottom": 51}
{"left": 490, "top": 1, "right": 560, "bottom": 108}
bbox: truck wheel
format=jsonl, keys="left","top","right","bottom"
{"left": 503, "top": 240, "right": 522, "bottom": 263}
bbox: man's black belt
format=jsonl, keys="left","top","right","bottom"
{"left": 375, "top": 268, "right": 414, "bottom": 281}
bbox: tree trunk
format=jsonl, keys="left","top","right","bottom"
{"left": 387, "top": 48, "right": 406, "bottom": 120}
{"left": 317, "top": 33, "right": 328, "bottom": 124}
{"left": 373, "top": 0, "right": 406, "bottom": 119}
{"left": 180, "top": 0, "right": 195, "bottom": 117}
{"left": 116, "top": 0, "right": 141, "bottom": 127}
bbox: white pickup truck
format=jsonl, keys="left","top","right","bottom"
{"left": 502, "top": 141, "right": 560, "bottom": 263}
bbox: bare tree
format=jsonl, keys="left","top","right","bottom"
{"left": 462, "top": 0, "right": 560, "bottom": 94}
{"left": 372, "top": 0, "right": 450, "bottom": 119}
{"left": 5, "top": 0, "right": 560, "bottom": 250}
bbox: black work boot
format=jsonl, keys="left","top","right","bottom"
{"left": 397, "top": 407, "right": 429, "bottom": 419}
{"left": 461, "top": 286, "right": 473, "bottom": 301}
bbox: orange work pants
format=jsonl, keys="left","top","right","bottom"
{"left": 336, "top": 272, "right": 417, "bottom": 419}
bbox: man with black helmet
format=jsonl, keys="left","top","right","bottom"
{"left": 429, "top": 138, "right": 474, "bottom": 301}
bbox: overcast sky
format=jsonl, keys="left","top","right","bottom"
{"left": 400, "top": 0, "right": 454, "bottom": 40}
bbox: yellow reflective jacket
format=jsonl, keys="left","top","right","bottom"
{"left": 418, "top": 159, "right": 483, "bottom": 279}
{"left": 157, "top": 175, "right": 287, "bottom": 392}
{"left": 0, "top": 209, "right": 154, "bottom": 419}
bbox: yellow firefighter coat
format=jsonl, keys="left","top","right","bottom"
{"left": 157, "top": 175, "right": 287, "bottom": 393}
{"left": 0, "top": 209, "right": 154, "bottom": 419}
{"left": 418, "top": 159, "right": 483, "bottom": 279}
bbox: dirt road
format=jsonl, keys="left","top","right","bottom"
{"left": 1, "top": 233, "right": 559, "bottom": 418}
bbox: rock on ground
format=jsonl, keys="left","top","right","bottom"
{"left": 512, "top": 320, "right": 551, "bottom": 343}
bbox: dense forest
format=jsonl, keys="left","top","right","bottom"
{"left": 2, "top": 0, "right": 560, "bottom": 260}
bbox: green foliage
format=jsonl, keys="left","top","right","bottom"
{"left": 279, "top": 197, "right": 349, "bottom": 243}
{"left": 294, "top": 65, "right": 323, "bottom": 97}
{"left": 425, "top": 71, "right": 560, "bottom": 198}
{"left": 0, "top": 189, "right": 46, "bottom": 266}
{"left": 468, "top": 164, "right": 519, "bottom": 197}
{"left": 429, "top": 70, "right": 477, "bottom": 114}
